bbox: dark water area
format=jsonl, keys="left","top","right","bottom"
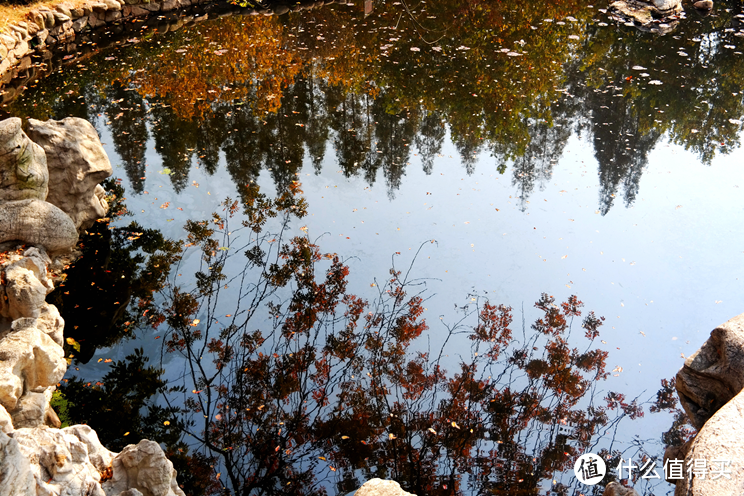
{"left": 3, "top": 0, "right": 744, "bottom": 494}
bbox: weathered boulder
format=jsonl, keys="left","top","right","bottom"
{"left": 356, "top": 479, "right": 417, "bottom": 496}
{"left": 693, "top": 0, "right": 713, "bottom": 10}
{"left": 0, "top": 404, "right": 13, "bottom": 434}
{"left": 0, "top": 430, "right": 35, "bottom": 496}
{"left": 11, "top": 426, "right": 113, "bottom": 496}
{"left": 0, "top": 323, "right": 66, "bottom": 412}
{"left": 4, "top": 248, "right": 53, "bottom": 320}
{"left": 102, "top": 439, "right": 187, "bottom": 496}
{"left": 0, "top": 198, "right": 78, "bottom": 253}
{"left": 9, "top": 390, "right": 49, "bottom": 429}
{"left": 676, "top": 313, "right": 744, "bottom": 430}
{"left": 0, "top": 117, "right": 49, "bottom": 202}
{"left": 666, "top": 389, "right": 744, "bottom": 495}
{"left": 26, "top": 117, "right": 112, "bottom": 230}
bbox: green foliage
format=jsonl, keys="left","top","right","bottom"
{"left": 50, "top": 390, "right": 73, "bottom": 428}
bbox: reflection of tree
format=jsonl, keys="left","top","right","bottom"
{"left": 414, "top": 112, "right": 446, "bottom": 175}
{"left": 92, "top": 184, "right": 649, "bottom": 496}
{"left": 103, "top": 82, "right": 149, "bottom": 194}
{"left": 511, "top": 116, "right": 572, "bottom": 211}
{"left": 47, "top": 180, "right": 182, "bottom": 363}
{"left": 7, "top": 0, "right": 744, "bottom": 212}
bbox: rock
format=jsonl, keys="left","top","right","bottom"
{"left": 0, "top": 117, "right": 49, "bottom": 202}
{"left": 11, "top": 426, "right": 112, "bottom": 496}
{"left": 64, "top": 424, "right": 115, "bottom": 474}
{"left": 9, "top": 391, "right": 48, "bottom": 429}
{"left": 36, "top": 302, "right": 65, "bottom": 347}
{"left": 604, "top": 482, "right": 639, "bottom": 495}
{"left": 676, "top": 314, "right": 744, "bottom": 429}
{"left": 0, "top": 199, "right": 78, "bottom": 253}
{"left": 0, "top": 324, "right": 66, "bottom": 412}
{"left": 0, "top": 405, "right": 13, "bottom": 433}
{"left": 693, "top": 0, "right": 713, "bottom": 9}
{"left": 72, "top": 16, "right": 89, "bottom": 33}
{"left": 668, "top": 389, "right": 744, "bottom": 495}
{"left": 0, "top": 430, "right": 35, "bottom": 496}
{"left": 356, "top": 479, "right": 417, "bottom": 496}
{"left": 102, "top": 439, "right": 186, "bottom": 496}
{"left": 4, "top": 249, "right": 54, "bottom": 320}
{"left": 26, "top": 118, "right": 112, "bottom": 230}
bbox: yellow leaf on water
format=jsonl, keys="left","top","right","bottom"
{"left": 341, "top": 436, "right": 349, "bottom": 440}
{"left": 451, "top": 421, "right": 460, "bottom": 429}
{"left": 428, "top": 428, "right": 437, "bottom": 435}
{"left": 124, "top": 432, "right": 129, "bottom": 436}
{"left": 389, "top": 433, "right": 397, "bottom": 440}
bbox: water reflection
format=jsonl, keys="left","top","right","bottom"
{"left": 3, "top": 1, "right": 744, "bottom": 213}
{"left": 4, "top": 0, "right": 739, "bottom": 493}
{"left": 55, "top": 184, "right": 668, "bottom": 495}
{"left": 47, "top": 180, "right": 182, "bottom": 363}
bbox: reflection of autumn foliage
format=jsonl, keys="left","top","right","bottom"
{"left": 144, "top": 184, "right": 647, "bottom": 495}
{"left": 123, "top": 16, "right": 301, "bottom": 119}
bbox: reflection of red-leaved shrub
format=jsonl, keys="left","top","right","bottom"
{"left": 136, "top": 186, "right": 655, "bottom": 496}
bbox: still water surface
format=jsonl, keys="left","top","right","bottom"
{"left": 3, "top": 0, "right": 744, "bottom": 494}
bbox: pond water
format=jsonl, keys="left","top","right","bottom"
{"left": 3, "top": 0, "right": 744, "bottom": 494}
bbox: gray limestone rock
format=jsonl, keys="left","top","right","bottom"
{"left": 0, "top": 324, "right": 65, "bottom": 412}
{"left": 0, "top": 199, "right": 78, "bottom": 253}
{"left": 0, "top": 117, "right": 49, "bottom": 202}
{"left": 676, "top": 313, "right": 744, "bottom": 429}
{"left": 0, "top": 430, "right": 35, "bottom": 496}
{"left": 669, "top": 390, "right": 744, "bottom": 495}
{"left": 609, "top": 0, "right": 682, "bottom": 31}
{"left": 11, "top": 426, "right": 110, "bottom": 496}
{"left": 102, "top": 439, "right": 186, "bottom": 496}
{"left": 4, "top": 251, "right": 53, "bottom": 320}
{"left": 26, "top": 117, "right": 112, "bottom": 230}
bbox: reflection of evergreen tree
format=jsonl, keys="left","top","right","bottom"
{"left": 371, "top": 96, "right": 417, "bottom": 197}
{"left": 295, "top": 75, "right": 330, "bottom": 174}
{"left": 587, "top": 96, "right": 659, "bottom": 215}
{"left": 223, "top": 97, "right": 264, "bottom": 203}
{"left": 414, "top": 112, "right": 445, "bottom": 175}
{"left": 104, "top": 82, "right": 149, "bottom": 194}
{"left": 260, "top": 82, "right": 309, "bottom": 191}
{"left": 150, "top": 100, "right": 198, "bottom": 192}
{"left": 511, "top": 117, "right": 572, "bottom": 211}
{"left": 196, "top": 106, "right": 229, "bottom": 176}
{"left": 452, "top": 130, "right": 482, "bottom": 176}
{"left": 328, "top": 86, "right": 376, "bottom": 182}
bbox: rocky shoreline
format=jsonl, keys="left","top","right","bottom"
{"left": 0, "top": 116, "right": 184, "bottom": 496}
